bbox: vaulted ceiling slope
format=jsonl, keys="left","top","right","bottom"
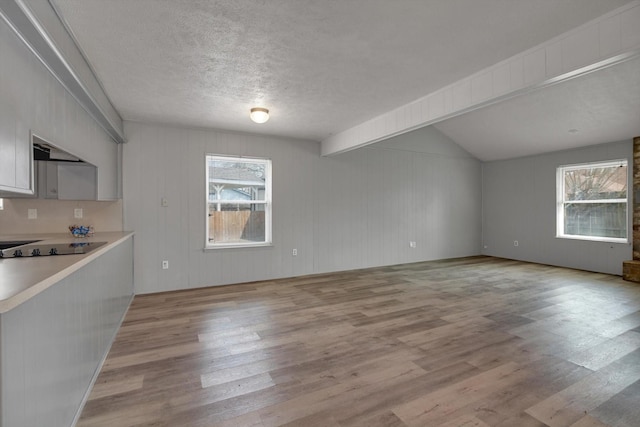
{"left": 434, "top": 55, "right": 640, "bottom": 161}
{"left": 51, "top": 0, "right": 639, "bottom": 160}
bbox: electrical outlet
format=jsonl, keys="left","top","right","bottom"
{"left": 162, "top": 260, "right": 169, "bottom": 269}
{"left": 514, "top": 240, "right": 519, "bottom": 247}
{"left": 409, "top": 241, "right": 417, "bottom": 248}
{"left": 28, "top": 208, "right": 37, "bottom": 219}
{"left": 292, "top": 248, "right": 298, "bottom": 256}
{"left": 74, "top": 208, "right": 83, "bottom": 219}
{"left": 161, "top": 197, "right": 169, "bottom": 207}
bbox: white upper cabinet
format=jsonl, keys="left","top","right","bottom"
{"left": 0, "top": 123, "right": 34, "bottom": 195}
{"left": 38, "top": 161, "right": 97, "bottom": 201}
{"left": 0, "top": 13, "right": 120, "bottom": 200}
{"left": 0, "top": 15, "right": 33, "bottom": 195}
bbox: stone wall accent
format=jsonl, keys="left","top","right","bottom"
{"left": 623, "top": 136, "right": 640, "bottom": 282}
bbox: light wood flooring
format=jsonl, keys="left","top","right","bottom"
{"left": 78, "top": 256, "right": 640, "bottom": 426}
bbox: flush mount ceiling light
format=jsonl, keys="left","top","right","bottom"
{"left": 250, "top": 107, "right": 269, "bottom": 124}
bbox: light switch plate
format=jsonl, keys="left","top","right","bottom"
{"left": 28, "top": 208, "right": 37, "bottom": 219}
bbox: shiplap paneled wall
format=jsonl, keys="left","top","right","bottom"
{"left": 322, "top": 1, "right": 640, "bottom": 156}
{"left": 123, "top": 122, "right": 481, "bottom": 294}
{"left": 482, "top": 139, "right": 632, "bottom": 275}
{"left": 0, "top": 16, "right": 119, "bottom": 200}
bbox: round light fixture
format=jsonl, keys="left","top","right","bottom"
{"left": 250, "top": 107, "right": 269, "bottom": 124}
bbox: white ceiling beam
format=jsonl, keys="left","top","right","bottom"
{"left": 321, "top": 1, "right": 640, "bottom": 157}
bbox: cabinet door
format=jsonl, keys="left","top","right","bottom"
{"left": 0, "top": 103, "right": 17, "bottom": 190}
{"left": 15, "top": 122, "right": 33, "bottom": 191}
{"left": 57, "top": 163, "right": 96, "bottom": 200}
{"left": 0, "top": 142, "right": 34, "bottom": 195}
{"left": 0, "top": 117, "right": 34, "bottom": 194}
{"left": 41, "top": 161, "right": 58, "bottom": 199}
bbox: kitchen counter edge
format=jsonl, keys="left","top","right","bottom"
{"left": 0, "top": 231, "right": 134, "bottom": 313}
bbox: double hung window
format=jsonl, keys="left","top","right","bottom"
{"left": 206, "top": 155, "right": 272, "bottom": 247}
{"left": 556, "top": 160, "right": 628, "bottom": 242}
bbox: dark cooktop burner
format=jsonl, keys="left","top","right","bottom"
{"left": 0, "top": 241, "right": 107, "bottom": 258}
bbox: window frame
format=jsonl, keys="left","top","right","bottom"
{"left": 205, "top": 154, "right": 272, "bottom": 249}
{"left": 556, "top": 159, "right": 628, "bottom": 243}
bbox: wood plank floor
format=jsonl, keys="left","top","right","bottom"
{"left": 77, "top": 256, "right": 640, "bottom": 427}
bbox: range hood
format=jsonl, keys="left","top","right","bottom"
{"left": 33, "top": 135, "right": 84, "bottom": 162}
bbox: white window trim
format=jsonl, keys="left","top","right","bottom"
{"left": 205, "top": 154, "right": 272, "bottom": 249}
{"left": 556, "top": 159, "right": 628, "bottom": 243}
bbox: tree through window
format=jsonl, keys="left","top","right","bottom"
{"left": 557, "top": 160, "right": 628, "bottom": 242}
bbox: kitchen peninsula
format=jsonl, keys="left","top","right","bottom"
{"left": 0, "top": 232, "right": 134, "bottom": 427}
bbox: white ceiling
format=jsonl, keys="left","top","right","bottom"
{"left": 51, "top": 0, "right": 638, "bottom": 160}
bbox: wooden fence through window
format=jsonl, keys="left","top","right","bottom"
{"left": 209, "top": 211, "right": 265, "bottom": 242}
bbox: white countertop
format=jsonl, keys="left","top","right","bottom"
{"left": 0, "top": 231, "right": 134, "bottom": 313}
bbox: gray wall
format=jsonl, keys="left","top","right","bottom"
{"left": 482, "top": 140, "right": 633, "bottom": 275}
{"left": 123, "top": 122, "right": 482, "bottom": 294}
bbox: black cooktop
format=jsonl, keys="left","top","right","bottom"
{"left": 0, "top": 241, "right": 107, "bottom": 258}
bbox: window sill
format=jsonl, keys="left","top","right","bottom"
{"left": 555, "top": 235, "right": 629, "bottom": 244}
{"left": 204, "top": 242, "right": 273, "bottom": 251}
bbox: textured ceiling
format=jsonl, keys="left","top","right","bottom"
{"left": 51, "top": 0, "right": 636, "bottom": 158}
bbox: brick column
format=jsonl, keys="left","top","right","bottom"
{"left": 623, "top": 136, "right": 640, "bottom": 281}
